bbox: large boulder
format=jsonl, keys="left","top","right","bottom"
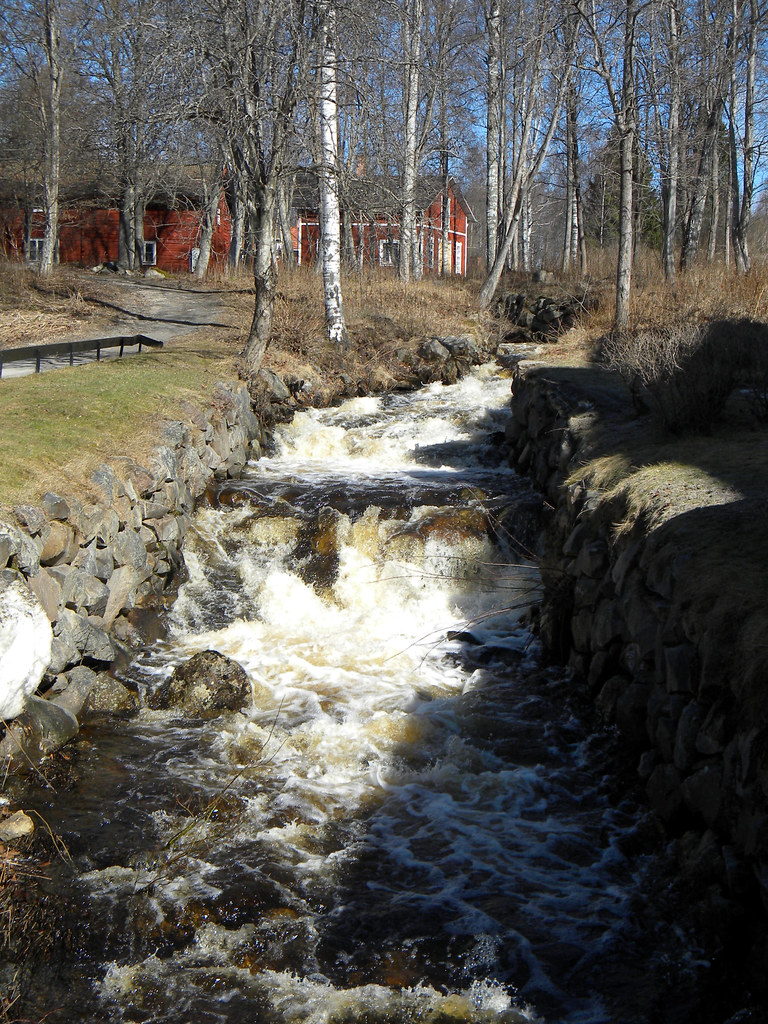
{"left": 148, "top": 650, "right": 251, "bottom": 717}
{"left": 0, "top": 574, "right": 53, "bottom": 720}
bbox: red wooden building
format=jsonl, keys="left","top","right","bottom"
{"left": 0, "top": 190, "right": 231, "bottom": 273}
{"left": 291, "top": 173, "right": 474, "bottom": 275}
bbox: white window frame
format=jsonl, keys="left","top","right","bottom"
{"left": 455, "top": 241, "right": 463, "bottom": 275}
{"left": 142, "top": 239, "right": 157, "bottom": 265}
{"left": 27, "top": 238, "right": 44, "bottom": 262}
{"left": 378, "top": 238, "right": 399, "bottom": 266}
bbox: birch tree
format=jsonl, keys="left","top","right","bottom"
{"left": 478, "top": 0, "right": 577, "bottom": 308}
{"left": 645, "top": 0, "right": 682, "bottom": 283}
{"left": 485, "top": 0, "right": 503, "bottom": 268}
{"left": 400, "top": 0, "right": 423, "bottom": 281}
{"left": 317, "top": 0, "right": 349, "bottom": 348}
{"left": 729, "top": 0, "right": 764, "bottom": 272}
{"left": 561, "top": 79, "right": 587, "bottom": 273}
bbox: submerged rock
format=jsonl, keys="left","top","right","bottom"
{"left": 0, "top": 696, "right": 78, "bottom": 767}
{"left": 149, "top": 650, "right": 251, "bottom": 717}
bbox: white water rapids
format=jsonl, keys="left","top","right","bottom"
{"left": 22, "top": 368, "right": 717, "bottom": 1023}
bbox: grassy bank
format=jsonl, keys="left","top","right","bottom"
{"left": 521, "top": 258, "right": 768, "bottom": 705}
{"left": 0, "top": 264, "right": 486, "bottom": 507}
{"left": 4, "top": 255, "right": 768, "bottom": 526}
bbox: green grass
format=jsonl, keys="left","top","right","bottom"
{"left": 0, "top": 330, "right": 238, "bottom": 507}
{"left": 0, "top": 265, "right": 490, "bottom": 509}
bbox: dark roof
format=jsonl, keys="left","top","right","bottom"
{"left": 292, "top": 170, "right": 475, "bottom": 221}
{"left": 0, "top": 164, "right": 224, "bottom": 210}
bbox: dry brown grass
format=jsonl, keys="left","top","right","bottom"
{"left": 224, "top": 264, "right": 484, "bottom": 354}
{"left": 575, "top": 247, "right": 768, "bottom": 334}
{"left": 223, "top": 264, "right": 489, "bottom": 399}
{"left": 0, "top": 263, "right": 132, "bottom": 348}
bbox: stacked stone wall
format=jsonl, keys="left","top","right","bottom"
{"left": 506, "top": 360, "right": 768, "bottom": 905}
{"left": 0, "top": 380, "right": 263, "bottom": 765}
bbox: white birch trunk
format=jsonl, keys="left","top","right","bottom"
{"left": 661, "top": 0, "right": 680, "bottom": 284}
{"left": 195, "top": 181, "right": 223, "bottom": 281}
{"left": 318, "top": 0, "right": 348, "bottom": 348}
{"left": 39, "top": 0, "right": 61, "bottom": 277}
{"left": 615, "top": 1, "right": 638, "bottom": 329}
{"left": 400, "top": 0, "right": 422, "bottom": 283}
{"left": 485, "top": 0, "right": 502, "bottom": 268}
{"left": 732, "top": 0, "right": 756, "bottom": 272}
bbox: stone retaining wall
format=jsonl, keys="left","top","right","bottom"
{"left": 0, "top": 380, "right": 263, "bottom": 766}
{"left": 506, "top": 360, "right": 768, "bottom": 906}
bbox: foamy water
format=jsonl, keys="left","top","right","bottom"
{"left": 21, "top": 367, "right": 710, "bottom": 1023}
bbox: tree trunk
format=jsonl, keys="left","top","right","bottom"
{"left": 134, "top": 196, "right": 145, "bottom": 270}
{"left": 400, "top": 0, "right": 422, "bottom": 282}
{"left": 227, "top": 174, "right": 247, "bottom": 269}
{"left": 278, "top": 179, "right": 296, "bottom": 269}
{"left": 477, "top": 52, "right": 573, "bottom": 306}
{"left": 615, "top": 124, "right": 634, "bottom": 327}
{"left": 440, "top": 146, "right": 451, "bottom": 275}
{"left": 118, "top": 180, "right": 136, "bottom": 270}
{"left": 724, "top": 151, "right": 732, "bottom": 267}
{"left": 318, "top": 0, "right": 348, "bottom": 349}
{"left": 485, "top": 0, "right": 502, "bottom": 268}
{"left": 681, "top": 109, "right": 723, "bottom": 270}
{"left": 562, "top": 84, "right": 580, "bottom": 273}
{"left": 614, "top": 0, "right": 638, "bottom": 328}
{"left": 195, "top": 181, "right": 223, "bottom": 281}
{"left": 731, "top": 0, "right": 756, "bottom": 272}
{"left": 521, "top": 184, "right": 532, "bottom": 271}
{"left": 39, "top": 0, "right": 61, "bottom": 277}
{"left": 241, "top": 193, "right": 278, "bottom": 373}
{"left": 660, "top": 0, "right": 680, "bottom": 284}
{"left": 478, "top": 5, "right": 576, "bottom": 307}
{"left": 708, "top": 142, "right": 720, "bottom": 263}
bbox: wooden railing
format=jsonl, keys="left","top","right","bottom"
{"left": 0, "top": 334, "right": 164, "bottom": 378}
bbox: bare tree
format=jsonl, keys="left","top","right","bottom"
{"left": 478, "top": 1, "right": 577, "bottom": 308}
{"left": 0, "top": 0, "right": 64, "bottom": 275}
{"left": 577, "top": 0, "right": 640, "bottom": 327}
{"left": 729, "top": 0, "right": 764, "bottom": 272}
{"left": 193, "top": 158, "right": 226, "bottom": 281}
{"left": 680, "top": 0, "right": 737, "bottom": 270}
{"left": 485, "top": 0, "right": 503, "bottom": 268}
{"left": 400, "top": 0, "right": 423, "bottom": 281}
{"left": 645, "top": 0, "right": 682, "bottom": 283}
{"left": 561, "top": 79, "right": 587, "bottom": 274}
{"left": 317, "top": 0, "right": 349, "bottom": 348}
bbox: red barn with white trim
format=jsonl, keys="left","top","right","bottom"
{"left": 291, "top": 173, "right": 474, "bottom": 275}
{"left": 0, "top": 190, "right": 231, "bottom": 273}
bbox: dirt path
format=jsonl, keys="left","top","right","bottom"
{"left": 72, "top": 276, "right": 234, "bottom": 343}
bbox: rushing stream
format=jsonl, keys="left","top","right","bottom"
{"left": 15, "top": 368, "right": 740, "bottom": 1023}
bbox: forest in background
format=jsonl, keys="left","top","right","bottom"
{"left": 2, "top": 0, "right": 768, "bottom": 365}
